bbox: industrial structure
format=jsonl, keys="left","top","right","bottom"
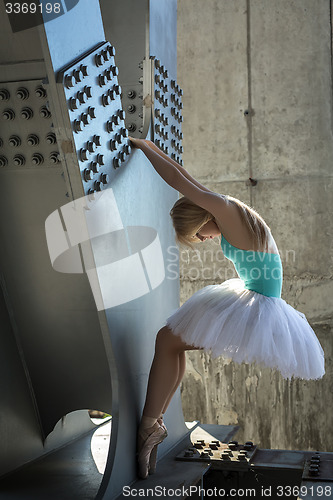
{"left": 0, "top": 1, "right": 331, "bottom": 499}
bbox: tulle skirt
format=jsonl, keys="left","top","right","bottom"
{"left": 165, "top": 278, "right": 325, "bottom": 380}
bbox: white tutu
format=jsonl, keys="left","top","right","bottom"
{"left": 165, "top": 278, "right": 325, "bottom": 380}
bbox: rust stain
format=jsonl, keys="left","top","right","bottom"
{"left": 61, "top": 140, "right": 74, "bottom": 154}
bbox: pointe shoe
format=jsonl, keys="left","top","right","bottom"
{"left": 149, "top": 420, "right": 167, "bottom": 475}
{"left": 137, "top": 423, "right": 168, "bottom": 479}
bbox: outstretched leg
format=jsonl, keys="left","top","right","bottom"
{"left": 137, "top": 326, "right": 201, "bottom": 479}
{"left": 161, "top": 350, "right": 186, "bottom": 414}
{"left": 142, "top": 326, "right": 199, "bottom": 419}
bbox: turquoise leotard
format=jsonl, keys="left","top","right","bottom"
{"left": 221, "top": 233, "right": 283, "bottom": 298}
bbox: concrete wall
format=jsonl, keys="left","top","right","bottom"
{"left": 177, "top": 0, "right": 333, "bottom": 451}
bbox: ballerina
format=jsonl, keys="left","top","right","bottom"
{"left": 129, "top": 137, "right": 325, "bottom": 479}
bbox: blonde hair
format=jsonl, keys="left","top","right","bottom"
{"left": 170, "top": 194, "right": 271, "bottom": 249}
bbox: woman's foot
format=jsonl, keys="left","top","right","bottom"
{"left": 148, "top": 419, "right": 168, "bottom": 475}
{"left": 137, "top": 421, "right": 168, "bottom": 479}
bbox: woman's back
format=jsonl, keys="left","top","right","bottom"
{"left": 214, "top": 201, "right": 279, "bottom": 255}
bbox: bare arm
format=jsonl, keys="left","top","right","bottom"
{"left": 129, "top": 137, "right": 229, "bottom": 218}
{"left": 143, "top": 140, "right": 212, "bottom": 193}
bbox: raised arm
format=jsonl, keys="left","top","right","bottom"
{"left": 142, "top": 140, "right": 212, "bottom": 193}
{"left": 129, "top": 138, "right": 229, "bottom": 218}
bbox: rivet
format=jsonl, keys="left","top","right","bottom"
{"left": 83, "top": 168, "right": 93, "bottom": 182}
{"left": 113, "top": 84, "right": 121, "bottom": 95}
{"left": 35, "top": 85, "right": 47, "bottom": 98}
{"left": 107, "top": 45, "right": 116, "bottom": 57}
{"left": 113, "top": 157, "right": 121, "bottom": 169}
{"left": 88, "top": 107, "right": 96, "bottom": 118}
{"left": 45, "top": 132, "right": 57, "bottom": 144}
{"left": 0, "top": 89, "right": 10, "bottom": 101}
{"left": 73, "top": 69, "right": 84, "bottom": 83}
{"left": 138, "top": 76, "right": 143, "bottom": 85}
{"left": 118, "top": 109, "right": 126, "bottom": 120}
{"left": 99, "top": 75, "right": 107, "bottom": 87}
{"left": 106, "top": 120, "right": 114, "bottom": 133}
{"left": 9, "top": 135, "right": 21, "bottom": 147}
{"left": 105, "top": 69, "right": 113, "bottom": 81}
{"left": 112, "top": 115, "right": 120, "bottom": 126}
{"left": 69, "top": 97, "right": 79, "bottom": 111}
{"left": 84, "top": 86, "right": 93, "bottom": 98}
{"left": 65, "top": 74, "right": 75, "bottom": 88}
{"left": 0, "top": 155, "right": 8, "bottom": 167}
{"left": 94, "top": 180, "right": 102, "bottom": 191}
{"left": 73, "top": 119, "right": 83, "bottom": 133}
{"left": 87, "top": 141, "right": 96, "bottom": 153}
{"left": 123, "top": 144, "right": 131, "bottom": 156}
{"left": 155, "top": 59, "right": 161, "bottom": 69}
{"left": 96, "top": 154, "right": 105, "bottom": 165}
{"left": 81, "top": 113, "right": 92, "bottom": 125}
{"left": 101, "top": 173, "right": 109, "bottom": 184}
{"left": 80, "top": 65, "right": 89, "bottom": 77}
{"left": 90, "top": 161, "right": 99, "bottom": 173}
{"left": 49, "top": 152, "right": 60, "bottom": 164}
{"left": 102, "top": 49, "right": 110, "bottom": 62}
{"left": 31, "top": 153, "right": 44, "bottom": 165}
{"left": 115, "top": 133, "right": 122, "bottom": 145}
{"left": 95, "top": 53, "right": 104, "bottom": 67}
{"left": 77, "top": 91, "right": 87, "bottom": 104}
{"left": 93, "top": 135, "right": 101, "bottom": 146}
{"left": 120, "top": 128, "right": 128, "bottom": 138}
{"left": 39, "top": 106, "right": 51, "bottom": 118}
{"left": 102, "top": 94, "right": 111, "bottom": 106}
{"left": 16, "top": 87, "right": 29, "bottom": 100}
{"left": 108, "top": 88, "right": 117, "bottom": 102}
{"left": 21, "top": 107, "right": 34, "bottom": 119}
{"left": 79, "top": 149, "right": 89, "bottom": 161}
{"left": 170, "top": 80, "right": 175, "bottom": 89}
{"left": 2, "top": 108, "right": 15, "bottom": 120}
{"left": 111, "top": 66, "right": 119, "bottom": 77}
{"left": 13, "top": 154, "right": 25, "bottom": 166}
